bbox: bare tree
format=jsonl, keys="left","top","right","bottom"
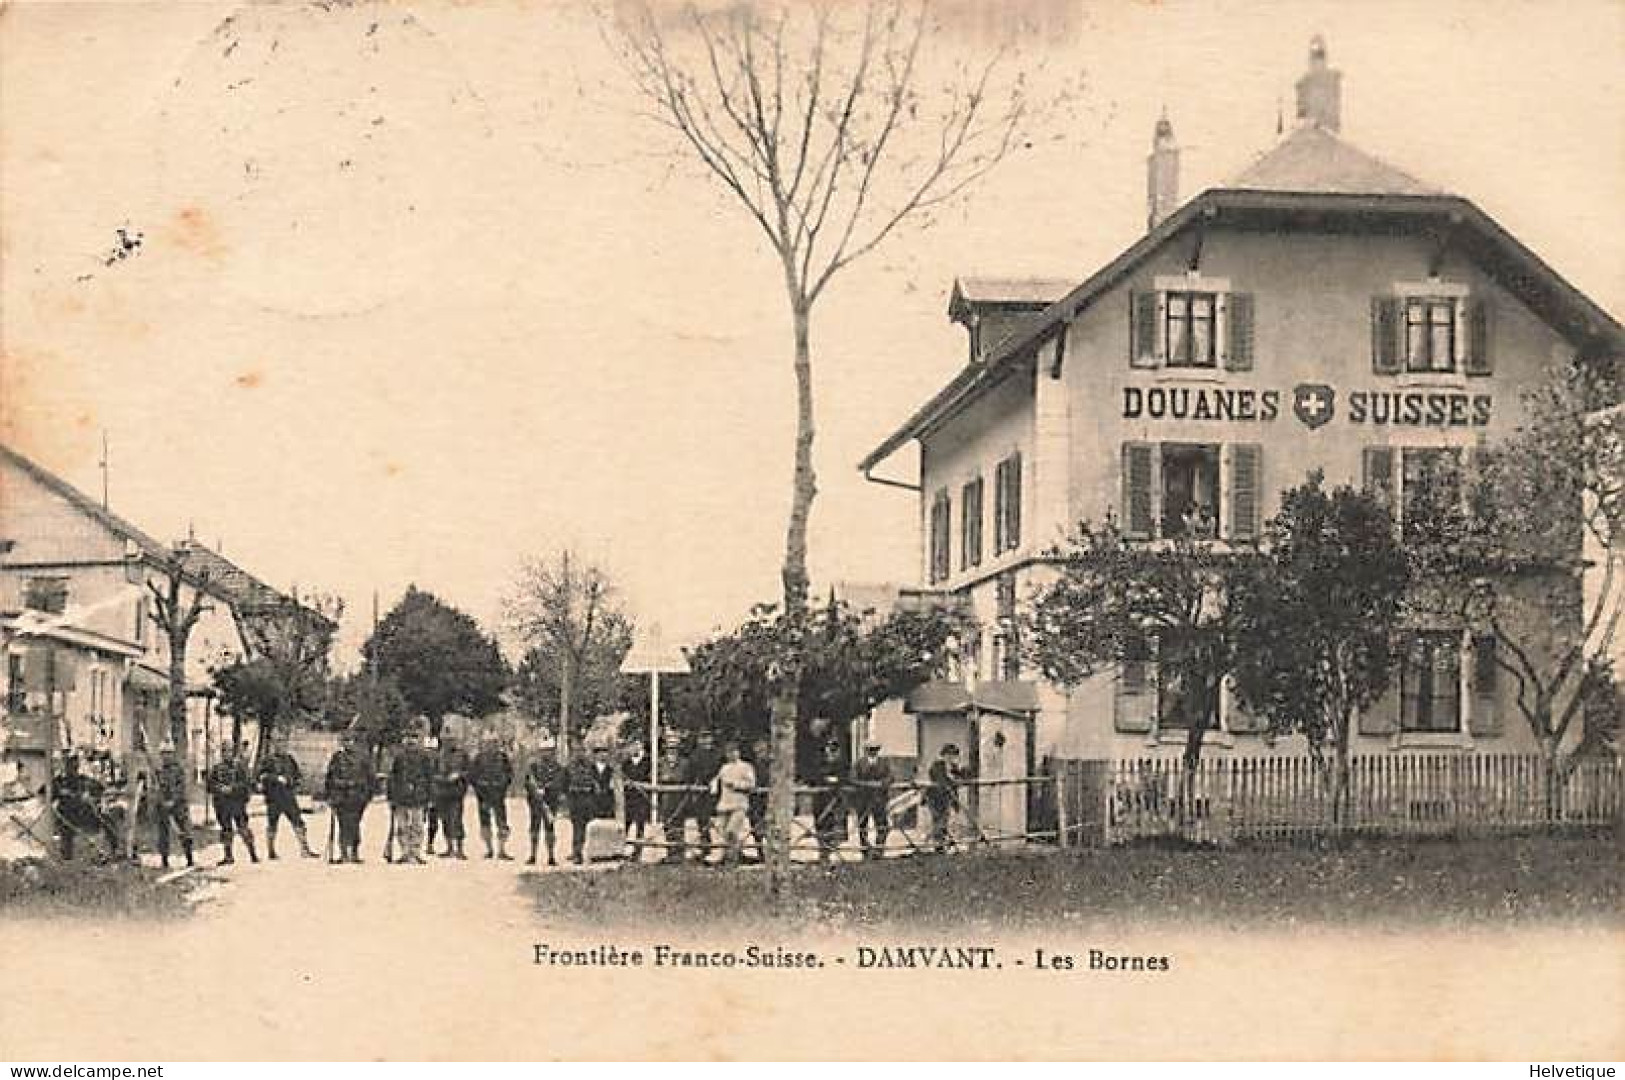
{"left": 146, "top": 546, "right": 216, "bottom": 771}
{"left": 606, "top": 0, "right": 1049, "bottom": 882}
{"left": 506, "top": 550, "right": 633, "bottom": 762}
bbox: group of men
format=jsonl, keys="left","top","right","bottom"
{"left": 47, "top": 722, "right": 974, "bottom": 869}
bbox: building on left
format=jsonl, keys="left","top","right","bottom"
{"left": 0, "top": 442, "right": 330, "bottom": 807}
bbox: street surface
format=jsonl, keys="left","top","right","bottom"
{"left": 2, "top": 800, "right": 1621, "bottom": 1059}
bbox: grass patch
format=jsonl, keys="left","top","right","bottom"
{"left": 518, "top": 832, "right": 1623, "bottom": 930}
{"left": 0, "top": 859, "right": 197, "bottom": 920}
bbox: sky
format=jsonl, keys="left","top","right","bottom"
{"left": 2, "top": 0, "right": 1621, "bottom": 665}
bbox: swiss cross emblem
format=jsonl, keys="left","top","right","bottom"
{"left": 1293, "top": 383, "right": 1336, "bottom": 429}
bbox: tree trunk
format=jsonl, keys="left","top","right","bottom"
{"left": 767, "top": 294, "right": 818, "bottom": 894}
{"left": 1331, "top": 710, "right": 1352, "bottom": 827}
{"left": 558, "top": 649, "right": 573, "bottom": 765}
{"left": 1539, "top": 733, "right": 1563, "bottom": 825}
{"left": 168, "top": 627, "right": 189, "bottom": 767}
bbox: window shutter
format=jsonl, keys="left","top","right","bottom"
{"left": 1225, "top": 293, "right": 1255, "bottom": 371}
{"left": 1371, "top": 297, "right": 1402, "bottom": 374}
{"left": 1114, "top": 653, "right": 1155, "bottom": 734}
{"left": 1357, "top": 677, "right": 1400, "bottom": 735}
{"left": 1006, "top": 453, "right": 1022, "bottom": 551}
{"left": 1362, "top": 446, "right": 1395, "bottom": 505}
{"left": 1130, "top": 291, "right": 1160, "bottom": 368}
{"left": 1225, "top": 443, "right": 1262, "bottom": 542}
{"left": 1122, "top": 442, "right": 1155, "bottom": 539}
{"left": 992, "top": 466, "right": 1002, "bottom": 552}
{"left": 1467, "top": 634, "right": 1501, "bottom": 736}
{"left": 1465, "top": 300, "right": 1493, "bottom": 376}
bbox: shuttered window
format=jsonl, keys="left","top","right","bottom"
{"left": 960, "top": 477, "right": 984, "bottom": 570}
{"left": 993, "top": 453, "right": 1022, "bottom": 554}
{"left": 1122, "top": 442, "right": 1261, "bottom": 542}
{"left": 928, "top": 490, "right": 951, "bottom": 584}
{"left": 1400, "top": 632, "right": 1462, "bottom": 733}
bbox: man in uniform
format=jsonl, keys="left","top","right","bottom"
{"left": 676, "top": 729, "right": 722, "bottom": 862}
{"left": 257, "top": 732, "right": 317, "bottom": 859}
{"left": 851, "top": 740, "right": 893, "bottom": 859}
{"left": 432, "top": 732, "right": 472, "bottom": 860}
{"left": 470, "top": 734, "right": 514, "bottom": 860}
{"left": 926, "top": 743, "right": 968, "bottom": 854}
{"left": 620, "top": 742, "right": 652, "bottom": 857}
{"left": 51, "top": 753, "right": 119, "bottom": 861}
{"left": 566, "top": 745, "right": 616, "bottom": 864}
{"left": 153, "top": 742, "right": 195, "bottom": 870}
{"left": 746, "top": 736, "right": 772, "bottom": 863}
{"left": 205, "top": 741, "right": 260, "bottom": 866}
{"left": 809, "top": 739, "right": 849, "bottom": 862}
{"left": 387, "top": 720, "right": 435, "bottom": 865}
{"left": 323, "top": 730, "right": 373, "bottom": 864}
{"left": 522, "top": 748, "right": 566, "bottom": 866}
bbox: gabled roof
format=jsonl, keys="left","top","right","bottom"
{"left": 0, "top": 442, "right": 308, "bottom": 618}
{"left": 0, "top": 441, "right": 171, "bottom": 563}
{"left": 859, "top": 187, "right": 1625, "bottom": 473}
{"left": 1229, "top": 124, "right": 1439, "bottom": 197}
{"left": 948, "top": 276, "right": 1073, "bottom": 323}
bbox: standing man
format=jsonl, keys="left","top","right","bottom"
{"left": 746, "top": 736, "right": 771, "bottom": 863}
{"left": 257, "top": 732, "right": 317, "bottom": 860}
{"left": 659, "top": 741, "right": 690, "bottom": 864}
{"left": 851, "top": 740, "right": 893, "bottom": 860}
{"left": 809, "top": 740, "right": 848, "bottom": 862}
{"left": 387, "top": 721, "right": 435, "bottom": 865}
{"left": 926, "top": 743, "right": 967, "bottom": 854}
{"left": 522, "top": 747, "right": 566, "bottom": 866}
{"left": 153, "top": 742, "right": 195, "bottom": 870}
{"left": 470, "top": 734, "right": 515, "bottom": 861}
{"left": 620, "top": 742, "right": 652, "bottom": 857}
{"left": 711, "top": 739, "right": 756, "bottom": 867}
{"left": 679, "top": 730, "right": 723, "bottom": 862}
{"left": 323, "top": 730, "right": 373, "bottom": 864}
{"left": 205, "top": 741, "right": 259, "bottom": 866}
{"left": 432, "top": 732, "right": 472, "bottom": 860}
{"left": 566, "top": 746, "right": 615, "bottom": 865}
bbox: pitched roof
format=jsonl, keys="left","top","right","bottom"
{"left": 1228, "top": 124, "right": 1439, "bottom": 197}
{"left": 859, "top": 188, "right": 1625, "bottom": 473}
{"left": 949, "top": 275, "right": 1073, "bottom": 311}
{"left": 0, "top": 442, "right": 307, "bottom": 617}
{"left": 0, "top": 441, "right": 171, "bottom": 562}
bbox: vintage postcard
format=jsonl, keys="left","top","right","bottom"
{"left": 1, "top": 0, "right": 1621, "bottom": 1064}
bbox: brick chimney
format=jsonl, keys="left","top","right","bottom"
{"left": 1295, "top": 35, "right": 1342, "bottom": 132}
{"left": 1146, "top": 110, "right": 1179, "bottom": 230}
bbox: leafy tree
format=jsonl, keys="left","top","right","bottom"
{"left": 323, "top": 672, "right": 411, "bottom": 764}
{"left": 668, "top": 598, "right": 967, "bottom": 751}
{"left": 606, "top": 0, "right": 1058, "bottom": 881}
{"left": 1230, "top": 473, "right": 1409, "bottom": 820}
{"left": 1025, "top": 518, "right": 1259, "bottom": 774}
{"left": 362, "top": 586, "right": 508, "bottom": 736}
{"left": 1409, "top": 359, "right": 1622, "bottom": 808}
{"left": 505, "top": 550, "right": 634, "bottom": 761}
{"left": 213, "top": 592, "right": 342, "bottom": 760}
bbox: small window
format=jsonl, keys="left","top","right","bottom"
{"left": 23, "top": 577, "right": 69, "bottom": 615}
{"left": 1401, "top": 632, "right": 1462, "bottom": 733}
{"left": 5, "top": 652, "right": 24, "bottom": 713}
{"left": 1166, "top": 291, "right": 1218, "bottom": 369}
{"left": 1405, "top": 298, "right": 1459, "bottom": 373}
{"left": 1160, "top": 443, "right": 1220, "bottom": 540}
